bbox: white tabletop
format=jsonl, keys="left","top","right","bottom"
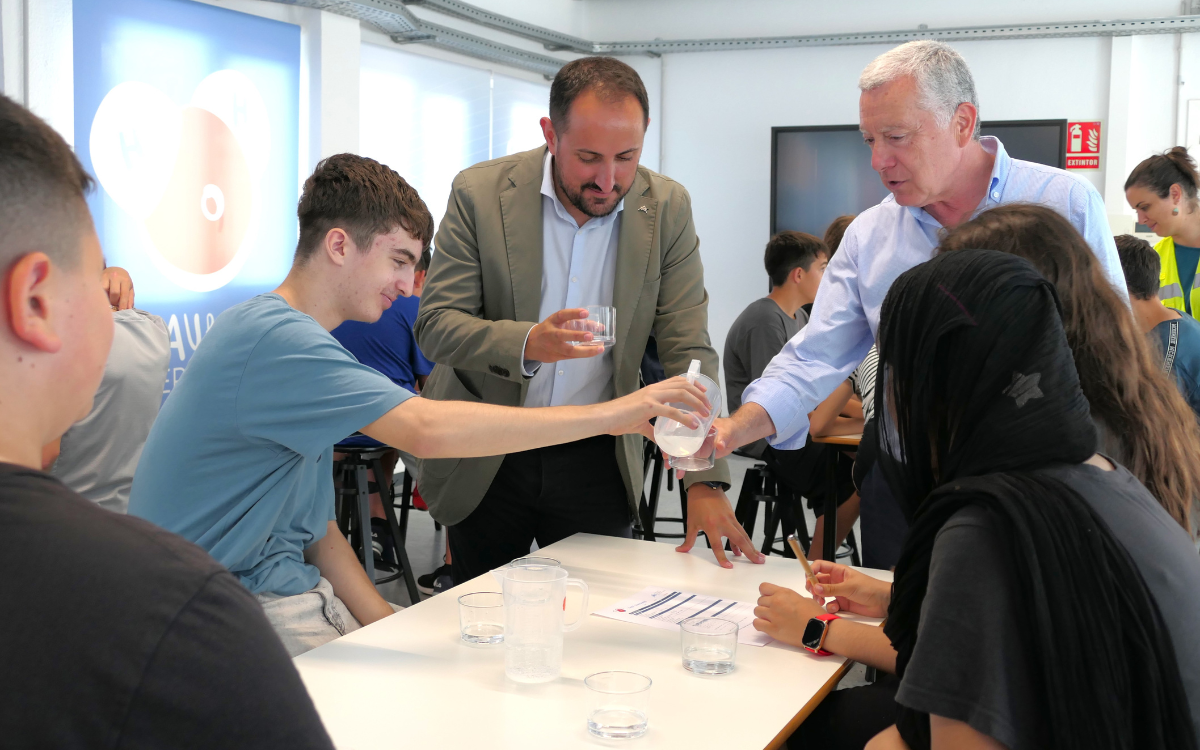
{"left": 295, "top": 534, "right": 890, "bottom": 750}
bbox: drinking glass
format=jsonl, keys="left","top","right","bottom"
{"left": 564, "top": 305, "right": 616, "bottom": 347}
{"left": 680, "top": 617, "right": 738, "bottom": 675}
{"left": 667, "top": 427, "right": 716, "bottom": 472}
{"left": 458, "top": 592, "right": 504, "bottom": 645}
{"left": 585, "top": 671, "right": 651, "bottom": 739}
{"left": 654, "top": 371, "right": 722, "bottom": 471}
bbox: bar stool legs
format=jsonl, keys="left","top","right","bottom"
{"left": 335, "top": 448, "right": 421, "bottom": 605}
{"left": 638, "top": 440, "right": 689, "bottom": 542}
{"left": 353, "top": 463, "right": 375, "bottom": 583}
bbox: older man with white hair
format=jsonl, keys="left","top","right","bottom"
{"left": 716, "top": 40, "right": 1125, "bottom": 459}
{"left": 721, "top": 39, "right": 1128, "bottom": 750}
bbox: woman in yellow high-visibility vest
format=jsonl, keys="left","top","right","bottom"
{"left": 1125, "top": 147, "right": 1200, "bottom": 318}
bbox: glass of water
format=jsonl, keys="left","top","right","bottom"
{"left": 680, "top": 617, "right": 738, "bottom": 675}
{"left": 585, "top": 671, "right": 651, "bottom": 740}
{"left": 564, "top": 305, "right": 616, "bottom": 347}
{"left": 458, "top": 592, "right": 504, "bottom": 645}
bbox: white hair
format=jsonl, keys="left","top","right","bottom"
{"left": 859, "top": 41, "right": 980, "bottom": 138}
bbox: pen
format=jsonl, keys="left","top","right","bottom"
{"left": 787, "top": 534, "right": 823, "bottom": 605}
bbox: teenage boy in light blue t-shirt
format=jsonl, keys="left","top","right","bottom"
{"left": 130, "top": 154, "right": 708, "bottom": 656}
{"left": 1116, "top": 234, "right": 1200, "bottom": 419}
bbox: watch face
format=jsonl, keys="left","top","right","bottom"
{"left": 802, "top": 618, "right": 826, "bottom": 650}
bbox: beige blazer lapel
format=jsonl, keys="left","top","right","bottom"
{"left": 498, "top": 147, "right": 547, "bottom": 325}
{"left": 612, "top": 172, "right": 656, "bottom": 386}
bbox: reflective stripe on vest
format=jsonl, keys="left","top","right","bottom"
{"left": 1154, "top": 236, "right": 1200, "bottom": 315}
{"left": 1161, "top": 282, "right": 1185, "bottom": 302}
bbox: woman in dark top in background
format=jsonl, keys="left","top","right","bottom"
{"left": 938, "top": 203, "right": 1200, "bottom": 532}
{"left": 869, "top": 249, "right": 1198, "bottom": 750}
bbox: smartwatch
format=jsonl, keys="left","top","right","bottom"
{"left": 802, "top": 613, "right": 840, "bottom": 656}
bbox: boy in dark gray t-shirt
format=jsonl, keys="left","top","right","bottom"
{"left": 724, "top": 232, "right": 827, "bottom": 457}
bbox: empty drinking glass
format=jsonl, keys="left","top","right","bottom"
{"left": 585, "top": 671, "right": 651, "bottom": 740}
{"left": 458, "top": 592, "right": 504, "bottom": 645}
{"left": 680, "top": 617, "right": 738, "bottom": 675}
{"left": 564, "top": 305, "right": 616, "bottom": 347}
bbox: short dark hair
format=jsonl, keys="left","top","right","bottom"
{"left": 295, "top": 154, "right": 434, "bottom": 265}
{"left": 549, "top": 57, "right": 649, "bottom": 132}
{"left": 416, "top": 247, "right": 432, "bottom": 274}
{"left": 1115, "top": 234, "right": 1161, "bottom": 301}
{"left": 0, "top": 94, "right": 95, "bottom": 269}
{"left": 823, "top": 215, "right": 855, "bottom": 256}
{"left": 765, "top": 231, "right": 827, "bottom": 288}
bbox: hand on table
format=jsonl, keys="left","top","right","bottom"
{"left": 102, "top": 266, "right": 135, "bottom": 310}
{"left": 752, "top": 582, "right": 828, "bottom": 647}
{"left": 524, "top": 308, "right": 606, "bottom": 364}
{"left": 605, "top": 376, "right": 708, "bottom": 440}
{"left": 676, "top": 484, "right": 765, "bottom": 568}
{"left": 808, "top": 560, "right": 891, "bottom": 617}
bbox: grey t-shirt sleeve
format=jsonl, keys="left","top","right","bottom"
{"left": 896, "top": 507, "right": 1041, "bottom": 750}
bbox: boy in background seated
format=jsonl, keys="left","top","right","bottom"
{"left": 0, "top": 94, "right": 333, "bottom": 748}
{"left": 723, "top": 231, "right": 861, "bottom": 560}
{"left": 130, "top": 154, "right": 707, "bottom": 656}
{"left": 49, "top": 268, "right": 170, "bottom": 513}
{"left": 1116, "top": 234, "right": 1200, "bottom": 419}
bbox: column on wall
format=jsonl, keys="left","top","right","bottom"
{"left": 1105, "top": 33, "right": 1182, "bottom": 232}
{"left": 308, "top": 9, "right": 360, "bottom": 172}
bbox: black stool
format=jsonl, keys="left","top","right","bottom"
{"left": 636, "top": 438, "right": 691, "bottom": 543}
{"left": 392, "top": 465, "right": 441, "bottom": 538}
{"left": 333, "top": 444, "right": 420, "bottom": 604}
{"left": 731, "top": 459, "right": 811, "bottom": 557}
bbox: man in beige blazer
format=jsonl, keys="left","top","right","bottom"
{"left": 415, "top": 57, "right": 764, "bottom": 582}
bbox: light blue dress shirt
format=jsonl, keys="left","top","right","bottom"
{"left": 523, "top": 152, "right": 624, "bottom": 408}
{"left": 743, "top": 137, "right": 1127, "bottom": 449}
{"left": 130, "top": 294, "right": 412, "bottom": 596}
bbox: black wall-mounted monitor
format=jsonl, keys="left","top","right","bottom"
{"left": 771, "top": 119, "right": 1068, "bottom": 237}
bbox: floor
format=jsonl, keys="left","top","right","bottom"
{"left": 375, "top": 453, "right": 862, "bottom": 608}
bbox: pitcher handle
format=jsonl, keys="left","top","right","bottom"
{"left": 563, "top": 577, "right": 590, "bottom": 632}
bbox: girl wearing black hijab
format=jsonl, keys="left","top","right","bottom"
{"left": 761, "top": 249, "right": 1200, "bottom": 750}
{"left": 876, "top": 249, "right": 1196, "bottom": 750}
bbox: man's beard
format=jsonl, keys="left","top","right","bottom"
{"left": 554, "top": 158, "right": 631, "bottom": 218}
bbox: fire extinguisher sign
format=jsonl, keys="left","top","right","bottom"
{"left": 1066, "top": 121, "right": 1101, "bottom": 170}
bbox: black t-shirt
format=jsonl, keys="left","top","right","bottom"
{"left": 896, "top": 460, "right": 1200, "bottom": 749}
{"left": 0, "top": 463, "right": 335, "bottom": 749}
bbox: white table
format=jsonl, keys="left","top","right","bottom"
{"left": 295, "top": 534, "right": 890, "bottom": 750}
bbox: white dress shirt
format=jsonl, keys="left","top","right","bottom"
{"left": 522, "top": 152, "right": 624, "bottom": 408}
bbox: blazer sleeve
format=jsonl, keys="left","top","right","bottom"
{"left": 414, "top": 171, "right": 535, "bottom": 383}
{"left": 651, "top": 185, "right": 732, "bottom": 488}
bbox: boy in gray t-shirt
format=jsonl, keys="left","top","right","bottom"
{"left": 51, "top": 307, "right": 170, "bottom": 513}
{"left": 723, "top": 232, "right": 827, "bottom": 457}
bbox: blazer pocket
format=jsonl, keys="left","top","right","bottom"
{"left": 428, "top": 366, "right": 484, "bottom": 402}
{"left": 420, "top": 455, "right": 462, "bottom": 481}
